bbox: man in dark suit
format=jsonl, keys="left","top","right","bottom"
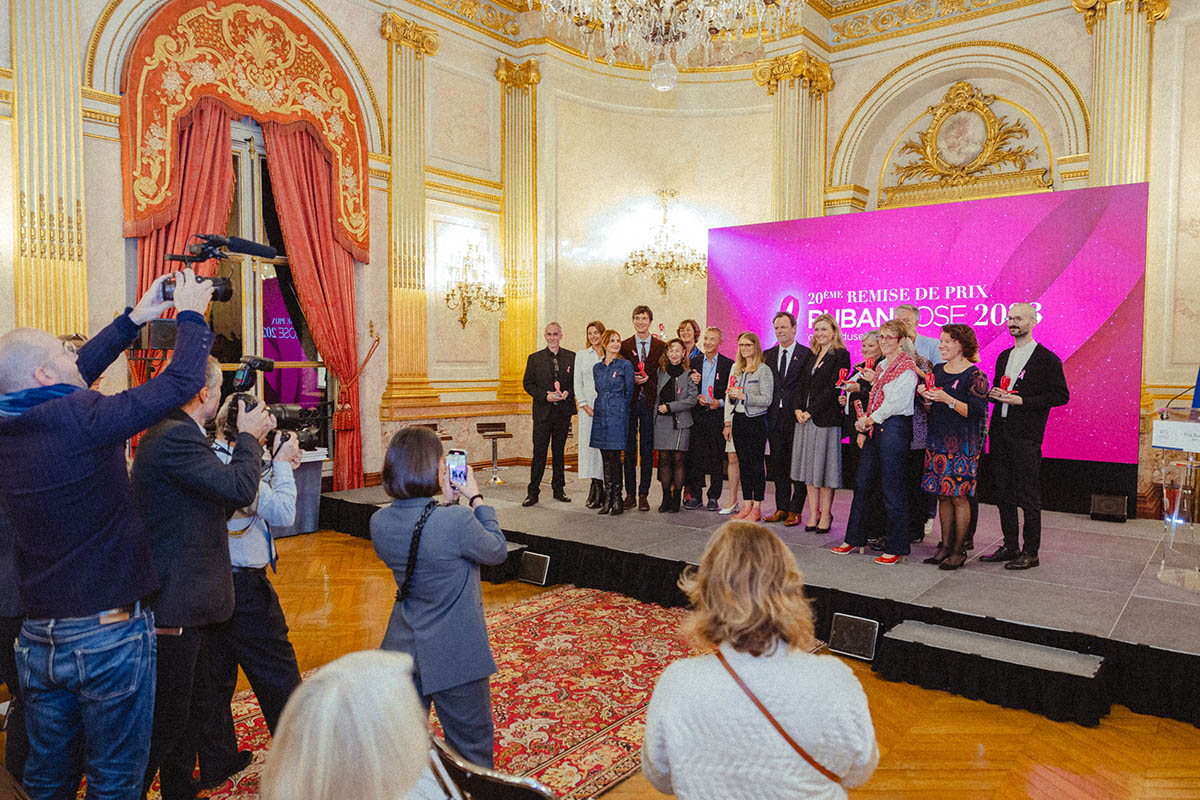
{"left": 620, "top": 305, "right": 666, "bottom": 511}
{"left": 522, "top": 322, "right": 576, "bottom": 506}
{"left": 685, "top": 327, "right": 735, "bottom": 510}
{"left": 762, "top": 311, "right": 812, "bottom": 524}
{"left": 132, "top": 358, "right": 272, "bottom": 800}
{"left": 979, "top": 302, "right": 1069, "bottom": 570}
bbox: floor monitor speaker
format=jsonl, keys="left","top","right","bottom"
{"left": 828, "top": 613, "right": 880, "bottom": 661}
{"left": 1090, "top": 494, "right": 1128, "bottom": 523}
{"left": 518, "top": 551, "right": 550, "bottom": 585}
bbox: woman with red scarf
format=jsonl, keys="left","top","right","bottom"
{"left": 832, "top": 319, "right": 920, "bottom": 564}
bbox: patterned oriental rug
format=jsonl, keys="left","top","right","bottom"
{"left": 166, "top": 585, "right": 705, "bottom": 800}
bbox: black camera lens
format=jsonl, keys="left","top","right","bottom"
{"left": 160, "top": 275, "right": 233, "bottom": 303}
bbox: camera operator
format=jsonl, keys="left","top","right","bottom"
{"left": 131, "top": 361, "right": 273, "bottom": 800}
{"left": 0, "top": 269, "right": 214, "bottom": 800}
{"left": 193, "top": 396, "right": 304, "bottom": 788}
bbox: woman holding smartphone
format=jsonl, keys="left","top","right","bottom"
{"left": 370, "top": 426, "right": 507, "bottom": 768}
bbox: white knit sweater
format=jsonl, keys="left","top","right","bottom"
{"left": 642, "top": 643, "right": 879, "bottom": 800}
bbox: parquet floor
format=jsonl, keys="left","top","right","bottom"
{"left": 4, "top": 530, "right": 1199, "bottom": 798}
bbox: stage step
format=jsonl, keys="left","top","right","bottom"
{"left": 874, "top": 620, "right": 1110, "bottom": 726}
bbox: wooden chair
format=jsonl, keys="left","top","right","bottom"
{"left": 477, "top": 422, "right": 512, "bottom": 485}
{"left": 429, "top": 737, "right": 557, "bottom": 800}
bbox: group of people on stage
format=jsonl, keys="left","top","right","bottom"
{"left": 523, "top": 300, "right": 1069, "bottom": 570}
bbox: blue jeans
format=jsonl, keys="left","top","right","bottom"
{"left": 845, "top": 415, "right": 912, "bottom": 556}
{"left": 15, "top": 607, "right": 156, "bottom": 800}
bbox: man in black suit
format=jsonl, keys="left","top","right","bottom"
{"left": 522, "top": 322, "right": 576, "bottom": 506}
{"left": 762, "top": 311, "right": 812, "bottom": 524}
{"left": 620, "top": 305, "right": 666, "bottom": 511}
{"left": 684, "top": 327, "right": 734, "bottom": 510}
{"left": 131, "top": 358, "right": 272, "bottom": 800}
{"left": 979, "top": 302, "right": 1069, "bottom": 570}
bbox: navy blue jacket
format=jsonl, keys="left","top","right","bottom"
{"left": 0, "top": 311, "right": 213, "bottom": 618}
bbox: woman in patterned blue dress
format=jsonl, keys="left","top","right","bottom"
{"left": 918, "top": 324, "right": 989, "bottom": 570}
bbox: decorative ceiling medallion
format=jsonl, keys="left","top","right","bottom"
{"left": 892, "top": 81, "right": 1044, "bottom": 186}
{"left": 121, "top": 0, "right": 370, "bottom": 260}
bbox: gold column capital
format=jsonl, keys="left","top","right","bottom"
{"left": 381, "top": 12, "right": 439, "bottom": 57}
{"left": 753, "top": 49, "right": 833, "bottom": 98}
{"left": 495, "top": 57, "right": 540, "bottom": 91}
{"left": 1073, "top": 0, "right": 1168, "bottom": 33}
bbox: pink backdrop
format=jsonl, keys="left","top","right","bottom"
{"left": 706, "top": 184, "right": 1148, "bottom": 464}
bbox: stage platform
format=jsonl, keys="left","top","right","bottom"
{"left": 320, "top": 473, "right": 1200, "bottom": 728}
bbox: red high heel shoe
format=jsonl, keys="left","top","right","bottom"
{"left": 831, "top": 543, "right": 863, "bottom": 555}
{"left": 873, "top": 553, "right": 907, "bottom": 565}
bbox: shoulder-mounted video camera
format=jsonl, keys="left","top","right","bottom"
{"left": 163, "top": 234, "right": 278, "bottom": 303}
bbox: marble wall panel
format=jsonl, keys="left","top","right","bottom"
{"left": 428, "top": 61, "right": 497, "bottom": 176}
{"left": 358, "top": 183, "right": 392, "bottom": 475}
{"left": 552, "top": 94, "right": 772, "bottom": 349}
{"left": 1170, "top": 20, "right": 1200, "bottom": 366}
{"left": 0, "top": 121, "right": 13, "bottom": 334}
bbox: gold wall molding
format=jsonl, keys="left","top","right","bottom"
{"left": 881, "top": 168, "right": 1052, "bottom": 208}
{"left": 753, "top": 49, "right": 834, "bottom": 97}
{"left": 86, "top": 0, "right": 386, "bottom": 154}
{"left": 13, "top": 0, "right": 89, "bottom": 335}
{"left": 369, "top": 167, "right": 391, "bottom": 181}
{"left": 381, "top": 11, "right": 440, "bottom": 56}
{"left": 829, "top": 41, "right": 1089, "bottom": 189}
{"left": 890, "top": 81, "right": 1046, "bottom": 187}
{"left": 426, "top": 165, "right": 503, "bottom": 190}
{"left": 426, "top": 181, "right": 502, "bottom": 205}
{"left": 82, "top": 108, "right": 121, "bottom": 126}
{"left": 495, "top": 57, "right": 542, "bottom": 92}
{"left": 81, "top": 87, "right": 120, "bottom": 105}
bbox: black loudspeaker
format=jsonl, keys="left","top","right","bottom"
{"left": 1090, "top": 494, "right": 1128, "bottom": 523}
{"left": 828, "top": 613, "right": 879, "bottom": 661}
{"left": 518, "top": 551, "right": 550, "bottom": 585}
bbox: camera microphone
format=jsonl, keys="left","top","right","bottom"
{"left": 195, "top": 234, "right": 278, "bottom": 260}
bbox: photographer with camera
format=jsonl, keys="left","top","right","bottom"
{"left": 193, "top": 394, "right": 304, "bottom": 787}
{"left": 131, "top": 360, "right": 273, "bottom": 800}
{"left": 0, "top": 269, "right": 215, "bottom": 800}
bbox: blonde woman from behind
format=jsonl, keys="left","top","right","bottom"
{"left": 260, "top": 650, "right": 433, "bottom": 800}
{"left": 642, "top": 522, "right": 879, "bottom": 799}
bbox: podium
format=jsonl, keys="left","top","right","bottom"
{"left": 1151, "top": 413, "right": 1200, "bottom": 592}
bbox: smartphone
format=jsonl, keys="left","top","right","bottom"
{"left": 447, "top": 449, "right": 468, "bottom": 485}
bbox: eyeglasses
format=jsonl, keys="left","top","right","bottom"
{"left": 878, "top": 334, "right": 900, "bottom": 341}
{"left": 61, "top": 340, "right": 78, "bottom": 354}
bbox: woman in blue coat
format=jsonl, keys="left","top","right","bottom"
{"left": 591, "top": 328, "right": 635, "bottom": 515}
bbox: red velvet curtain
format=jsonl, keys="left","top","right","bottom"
{"left": 262, "top": 121, "right": 363, "bottom": 490}
{"left": 137, "top": 97, "right": 239, "bottom": 295}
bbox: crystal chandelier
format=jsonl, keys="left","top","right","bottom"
{"left": 445, "top": 244, "right": 505, "bottom": 328}
{"left": 625, "top": 189, "right": 707, "bottom": 295}
{"left": 542, "top": 0, "right": 807, "bottom": 89}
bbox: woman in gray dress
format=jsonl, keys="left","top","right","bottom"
{"left": 654, "top": 338, "right": 699, "bottom": 512}
{"left": 791, "top": 313, "right": 852, "bottom": 533}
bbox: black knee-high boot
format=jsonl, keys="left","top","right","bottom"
{"left": 585, "top": 479, "right": 602, "bottom": 509}
{"left": 607, "top": 454, "right": 624, "bottom": 516}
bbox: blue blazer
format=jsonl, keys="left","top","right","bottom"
{"left": 371, "top": 498, "right": 507, "bottom": 695}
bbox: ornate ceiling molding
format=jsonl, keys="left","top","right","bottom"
{"left": 832, "top": 0, "right": 1006, "bottom": 42}
{"left": 752, "top": 49, "right": 834, "bottom": 97}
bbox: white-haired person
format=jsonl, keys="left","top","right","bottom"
{"left": 259, "top": 650, "right": 434, "bottom": 800}
{"left": 642, "top": 521, "right": 878, "bottom": 799}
